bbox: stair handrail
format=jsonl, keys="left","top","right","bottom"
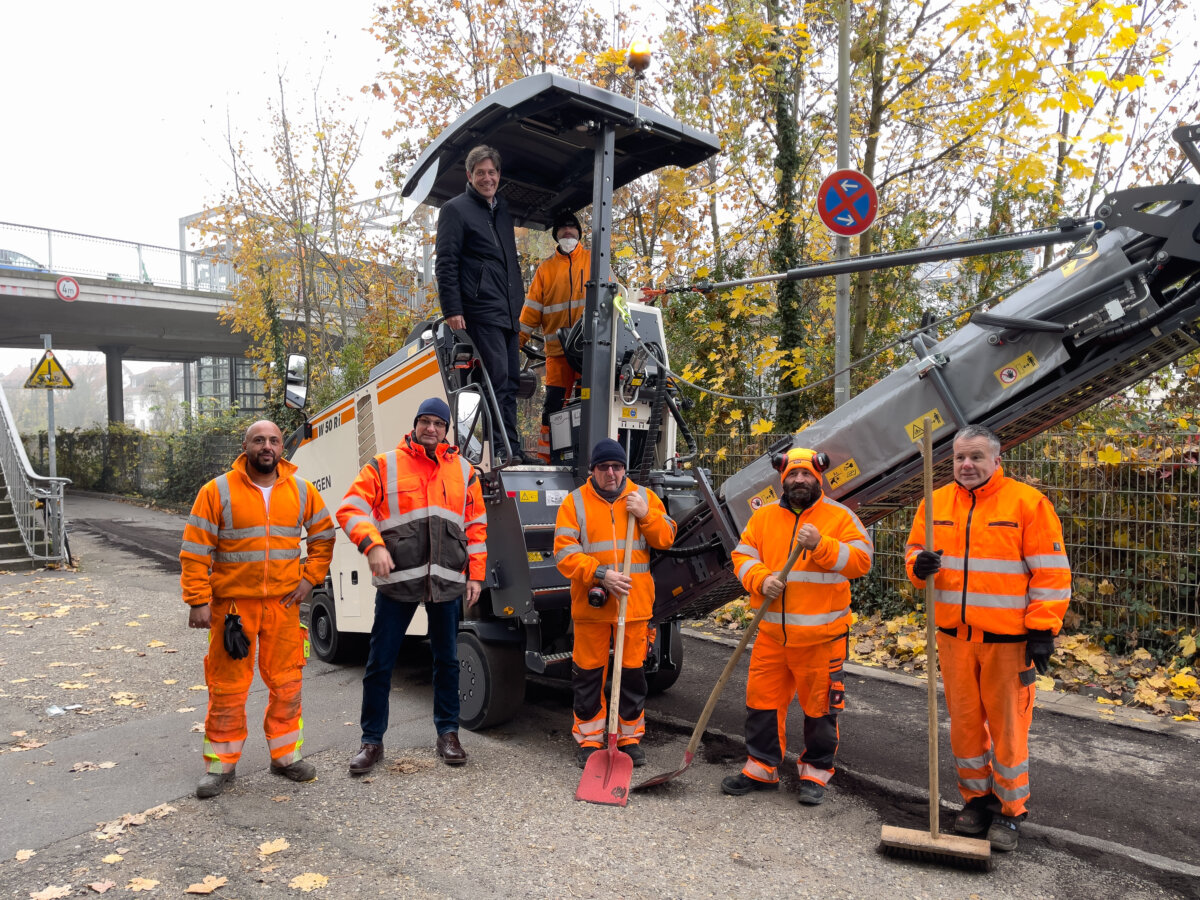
{"left": 0, "top": 381, "right": 71, "bottom": 564}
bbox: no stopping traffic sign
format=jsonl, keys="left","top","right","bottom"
{"left": 817, "top": 169, "right": 878, "bottom": 237}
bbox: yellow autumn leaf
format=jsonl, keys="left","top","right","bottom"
{"left": 289, "top": 873, "right": 329, "bottom": 892}
{"left": 15, "top": 849, "right": 35, "bottom": 861}
{"left": 1097, "top": 579, "right": 1115, "bottom": 596}
{"left": 102, "top": 854, "right": 124, "bottom": 864}
{"left": 147, "top": 640, "right": 166, "bottom": 648}
{"left": 1168, "top": 671, "right": 1199, "bottom": 698}
{"left": 1035, "top": 674, "right": 1055, "bottom": 691}
{"left": 258, "top": 837, "right": 290, "bottom": 856}
{"left": 1179, "top": 634, "right": 1197, "bottom": 658}
{"left": 185, "top": 875, "right": 228, "bottom": 894}
{"left": 1097, "top": 444, "right": 1122, "bottom": 465}
{"left": 30, "top": 887, "right": 72, "bottom": 900}
{"left": 1173, "top": 714, "right": 1198, "bottom": 722}
{"left": 749, "top": 418, "right": 774, "bottom": 436}
{"left": 126, "top": 878, "right": 160, "bottom": 891}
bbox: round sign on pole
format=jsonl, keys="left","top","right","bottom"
{"left": 817, "top": 169, "right": 878, "bottom": 237}
{"left": 55, "top": 276, "right": 80, "bottom": 302}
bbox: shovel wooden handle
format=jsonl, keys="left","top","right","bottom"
{"left": 604, "top": 514, "right": 639, "bottom": 741}
{"left": 922, "top": 418, "right": 941, "bottom": 839}
{"left": 681, "top": 535, "right": 808, "bottom": 758}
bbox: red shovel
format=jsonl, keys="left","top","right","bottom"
{"left": 576, "top": 516, "right": 638, "bottom": 806}
{"left": 632, "top": 536, "right": 806, "bottom": 791}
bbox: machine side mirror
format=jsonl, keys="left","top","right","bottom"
{"left": 284, "top": 354, "right": 309, "bottom": 410}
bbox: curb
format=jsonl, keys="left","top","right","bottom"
{"left": 679, "top": 626, "right": 1200, "bottom": 743}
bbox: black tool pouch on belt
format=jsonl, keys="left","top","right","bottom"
{"left": 223, "top": 601, "right": 250, "bottom": 660}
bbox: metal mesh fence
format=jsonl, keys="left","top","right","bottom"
{"left": 693, "top": 431, "right": 1200, "bottom": 637}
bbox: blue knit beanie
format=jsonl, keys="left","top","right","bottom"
{"left": 589, "top": 438, "right": 627, "bottom": 469}
{"left": 414, "top": 397, "right": 452, "bottom": 427}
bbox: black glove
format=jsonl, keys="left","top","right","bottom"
{"left": 1025, "top": 629, "right": 1054, "bottom": 674}
{"left": 913, "top": 549, "right": 943, "bottom": 580}
{"left": 223, "top": 611, "right": 250, "bottom": 660}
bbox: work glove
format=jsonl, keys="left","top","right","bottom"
{"left": 223, "top": 608, "right": 250, "bottom": 660}
{"left": 1025, "top": 629, "right": 1055, "bottom": 674}
{"left": 913, "top": 549, "right": 943, "bottom": 580}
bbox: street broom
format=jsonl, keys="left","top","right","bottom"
{"left": 576, "top": 517, "right": 638, "bottom": 806}
{"left": 879, "top": 418, "right": 991, "bottom": 871}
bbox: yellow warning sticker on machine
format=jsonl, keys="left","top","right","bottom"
{"left": 905, "top": 409, "right": 946, "bottom": 443}
{"left": 825, "top": 457, "right": 861, "bottom": 490}
{"left": 526, "top": 551, "right": 543, "bottom": 562}
{"left": 748, "top": 485, "right": 778, "bottom": 512}
{"left": 519, "top": 490, "right": 538, "bottom": 503}
{"left": 994, "top": 351, "right": 1039, "bottom": 389}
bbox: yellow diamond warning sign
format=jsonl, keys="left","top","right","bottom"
{"left": 24, "top": 350, "right": 74, "bottom": 390}
{"left": 905, "top": 408, "right": 945, "bottom": 443}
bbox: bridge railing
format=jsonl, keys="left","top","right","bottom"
{"left": 0, "top": 382, "right": 71, "bottom": 565}
{"left": 0, "top": 221, "right": 236, "bottom": 293}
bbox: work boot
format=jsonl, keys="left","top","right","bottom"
{"left": 797, "top": 780, "right": 826, "bottom": 806}
{"left": 576, "top": 746, "right": 599, "bottom": 768}
{"left": 349, "top": 743, "right": 384, "bottom": 776}
{"left": 619, "top": 743, "right": 646, "bottom": 767}
{"left": 196, "top": 768, "right": 235, "bottom": 799}
{"left": 987, "top": 814, "right": 1021, "bottom": 852}
{"left": 720, "top": 772, "right": 779, "bottom": 796}
{"left": 954, "top": 796, "right": 995, "bottom": 836}
{"left": 436, "top": 731, "right": 468, "bottom": 766}
{"left": 271, "top": 759, "right": 317, "bottom": 782}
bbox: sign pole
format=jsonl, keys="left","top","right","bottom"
{"left": 41, "top": 334, "right": 57, "bottom": 478}
{"left": 834, "top": 0, "right": 851, "bottom": 409}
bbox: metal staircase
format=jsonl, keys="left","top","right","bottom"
{"left": 0, "top": 382, "right": 70, "bottom": 570}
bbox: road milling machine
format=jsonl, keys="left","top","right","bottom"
{"left": 286, "top": 72, "right": 1200, "bottom": 730}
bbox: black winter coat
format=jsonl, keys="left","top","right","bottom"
{"left": 435, "top": 183, "right": 524, "bottom": 330}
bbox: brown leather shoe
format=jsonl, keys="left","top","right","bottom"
{"left": 349, "top": 743, "right": 384, "bottom": 775}
{"left": 436, "top": 732, "right": 468, "bottom": 766}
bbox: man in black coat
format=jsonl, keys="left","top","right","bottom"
{"left": 435, "top": 144, "right": 527, "bottom": 464}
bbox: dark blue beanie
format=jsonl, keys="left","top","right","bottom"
{"left": 589, "top": 438, "right": 627, "bottom": 469}
{"left": 414, "top": 397, "right": 452, "bottom": 427}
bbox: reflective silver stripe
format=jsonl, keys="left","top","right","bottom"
{"left": 956, "top": 751, "right": 992, "bottom": 770}
{"left": 181, "top": 540, "right": 214, "bottom": 557}
{"left": 377, "top": 505, "right": 466, "bottom": 530}
{"left": 1029, "top": 587, "right": 1071, "bottom": 601}
{"left": 465, "top": 511, "right": 487, "bottom": 527}
{"left": 846, "top": 539, "right": 871, "bottom": 554}
{"left": 215, "top": 550, "right": 267, "bottom": 563}
{"left": 272, "top": 526, "right": 303, "bottom": 538}
{"left": 520, "top": 321, "right": 536, "bottom": 334}
{"left": 555, "top": 527, "right": 580, "bottom": 540}
{"left": 467, "top": 542, "right": 486, "bottom": 555}
{"left": 458, "top": 455, "right": 473, "bottom": 499}
{"left": 271, "top": 548, "right": 301, "bottom": 560}
{"left": 1026, "top": 553, "right": 1070, "bottom": 569}
{"left": 737, "top": 558, "right": 758, "bottom": 581}
{"left": 294, "top": 478, "right": 308, "bottom": 530}
{"left": 267, "top": 729, "right": 301, "bottom": 750}
{"left": 617, "top": 719, "right": 644, "bottom": 736}
{"left": 831, "top": 542, "right": 850, "bottom": 572}
{"left": 541, "top": 300, "right": 573, "bottom": 314}
{"left": 556, "top": 544, "right": 584, "bottom": 562}
{"left": 220, "top": 525, "right": 268, "bottom": 540}
{"left": 307, "top": 527, "right": 336, "bottom": 541}
{"left": 585, "top": 538, "right": 648, "bottom": 554}
{"left": 785, "top": 570, "right": 847, "bottom": 585}
{"left": 187, "top": 514, "right": 218, "bottom": 535}
{"left": 734, "top": 543, "right": 759, "bottom": 558}
{"left": 342, "top": 514, "right": 374, "bottom": 536}
{"left": 589, "top": 540, "right": 617, "bottom": 553}
{"left": 628, "top": 563, "right": 650, "bottom": 574}
{"left": 993, "top": 758, "right": 1029, "bottom": 779}
{"left": 762, "top": 608, "right": 848, "bottom": 627}
{"left": 544, "top": 335, "right": 562, "bottom": 351}
{"left": 305, "top": 508, "right": 332, "bottom": 530}
{"left": 341, "top": 495, "right": 373, "bottom": 516}
{"left": 524, "top": 299, "right": 544, "bottom": 313}
{"left": 743, "top": 758, "right": 777, "bottom": 782}
{"left": 944, "top": 556, "right": 1029, "bottom": 575}
{"left": 994, "top": 782, "right": 1030, "bottom": 802}
{"left": 215, "top": 475, "right": 233, "bottom": 530}
{"left": 798, "top": 763, "right": 834, "bottom": 786}
{"left": 933, "top": 589, "right": 1027, "bottom": 610}
{"left": 959, "top": 776, "right": 993, "bottom": 792}
{"left": 374, "top": 563, "right": 467, "bottom": 586}
{"left": 571, "top": 490, "right": 588, "bottom": 551}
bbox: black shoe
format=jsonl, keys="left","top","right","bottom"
{"left": 988, "top": 814, "right": 1021, "bottom": 852}
{"left": 349, "top": 743, "right": 384, "bottom": 775}
{"left": 576, "top": 746, "right": 600, "bottom": 768}
{"left": 196, "top": 768, "right": 236, "bottom": 799}
{"left": 270, "top": 759, "right": 316, "bottom": 782}
{"left": 954, "top": 795, "right": 994, "bottom": 835}
{"left": 720, "top": 772, "right": 779, "bottom": 796}
{"left": 798, "top": 780, "right": 825, "bottom": 805}
{"left": 619, "top": 743, "right": 646, "bottom": 767}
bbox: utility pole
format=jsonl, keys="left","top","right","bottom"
{"left": 41, "top": 334, "right": 57, "bottom": 477}
{"left": 834, "top": 0, "right": 852, "bottom": 409}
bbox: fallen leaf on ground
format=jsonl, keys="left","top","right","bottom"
{"left": 390, "top": 757, "right": 434, "bottom": 775}
{"left": 177, "top": 707, "right": 196, "bottom": 713}
{"left": 88, "top": 880, "right": 117, "bottom": 893}
{"left": 184, "top": 875, "right": 228, "bottom": 894}
{"left": 12, "top": 740, "right": 46, "bottom": 751}
{"left": 190, "top": 722, "right": 204, "bottom": 733}
{"left": 101, "top": 853, "right": 123, "bottom": 863}
{"left": 15, "top": 849, "right": 35, "bottom": 861}
{"left": 258, "top": 837, "right": 289, "bottom": 856}
{"left": 146, "top": 804, "right": 175, "bottom": 819}
{"left": 126, "top": 877, "right": 159, "bottom": 891}
{"left": 162, "top": 679, "right": 177, "bottom": 685}
{"left": 188, "top": 685, "right": 207, "bottom": 691}
{"left": 147, "top": 641, "right": 166, "bottom": 649}
{"left": 30, "top": 886, "right": 72, "bottom": 900}
{"left": 289, "top": 873, "right": 328, "bottom": 891}
{"left": 57, "top": 682, "right": 89, "bottom": 690}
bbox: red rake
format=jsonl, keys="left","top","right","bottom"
{"left": 633, "top": 537, "right": 807, "bottom": 792}
{"left": 576, "top": 517, "right": 638, "bottom": 806}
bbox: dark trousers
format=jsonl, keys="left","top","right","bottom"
{"left": 360, "top": 591, "right": 461, "bottom": 744}
{"left": 466, "top": 322, "right": 521, "bottom": 457}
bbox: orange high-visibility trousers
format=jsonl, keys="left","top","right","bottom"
{"left": 937, "top": 634, "right": 1034, "bottom": 817}
{"left": 203, "top": 597, "right": 308, "bottom": 773}
{"left": 741, "top": 633, "right": 846, "bottom": 786}
{"left": 571, "top": 619, "right": 648, "bottom": 748}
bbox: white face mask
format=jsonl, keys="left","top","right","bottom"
{"left": 558, "top": 237, "right": 579, "bottom": 254}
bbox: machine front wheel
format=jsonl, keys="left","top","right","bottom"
{"left": 457, "top": 631, "right": 526, "bottom": 731}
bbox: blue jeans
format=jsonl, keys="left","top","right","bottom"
{"left": 360, "top": 591, "right": 461, "bottom": 744}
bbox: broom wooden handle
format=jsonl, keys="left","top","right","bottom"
{"left": 605, "top": 514, "right": 639, "bottom": 740}
{"left": 683, "top": 536, "right": 808, "bottom": 757}
{"left": 922, "top": 418, "right": 940, "bottom": 839}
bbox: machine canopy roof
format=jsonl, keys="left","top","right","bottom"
{"left": 401, "top": 74, "right": 721, "bottom": 230}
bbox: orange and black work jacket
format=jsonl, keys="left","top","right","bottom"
{"left": 905, "top": 467, "right": 1071, "bottom": 639}
{"left": 180, "top": 455, "right": 335, "bottom": 606}
{"left": 554, "top": 478, "right": 676, "bottom": 623}
{"left": 519, "top": 244, "right": 590, "bottom": 357}
{"left": 732, "top": 495, "right": 873, "bottom": 646}
{"left": 336, "top": 435, "right": 486, "bottom": 603}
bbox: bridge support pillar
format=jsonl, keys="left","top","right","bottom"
{"left": 99, "top": 345, "right": 128, "bottom": 425}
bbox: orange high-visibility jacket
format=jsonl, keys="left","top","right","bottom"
{"left": 519, "top": 245, "right": 590, "bottom": 357}
{"left": 732, "top": 494, "right": 873, "bottom": 646}
{"left": 180, "top": 454, "right": 335, "bottom": 607}
{"left": 905, "top": 467, "right": 1071, "bottom": 637}
{"left": 554, "top": 478, "right": 676, "bottom": 624}
{"left": 337, "top": 435, "right": 487, "bottom": 603}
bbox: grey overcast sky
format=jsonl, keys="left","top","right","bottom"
{"left": 1, "top": 0, "right": 392, "bottom": 370}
